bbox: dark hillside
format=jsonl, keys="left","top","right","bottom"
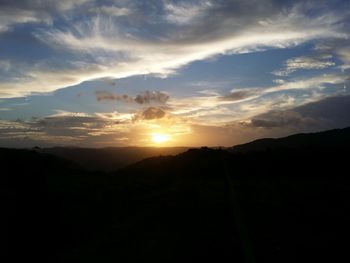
{"left": 43, "top": 147, "right": 188, "bottom": 171}
{"left": 229, "top": 127, "right": 350, "bottom": 153}
{"left": 2, "top": 127, "right": 350, "bottom": 262}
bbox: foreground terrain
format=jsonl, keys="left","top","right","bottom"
{"left": 2, "top": 128, "right": 350, "bottom": 262}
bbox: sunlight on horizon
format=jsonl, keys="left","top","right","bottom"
{"left": 151, "top": 133, "right": 171, "bottom": 144}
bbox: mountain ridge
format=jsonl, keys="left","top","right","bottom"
{"left": 228, "top": 126, "right": 350, "bottom": 153}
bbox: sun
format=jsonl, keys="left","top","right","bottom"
{"left": 151, "top": 133, "right": 170, "bottom": 144}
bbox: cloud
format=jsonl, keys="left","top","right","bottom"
{"left": 0, "top": 110, "right": 134, "bottom": 147}
{"left": 88, "top": 6, "right": 131, "bottom": 17}
{"left": 248, "top": 94, "right": 350, "bottom": 130}
{"left": 337, "top": 46, "right": 350, "bottom": 71}
{"left": 140, "top": 107, "right": 166, "bottom": 120}
{"left": 95, "top": 91, "right": 134, "bottom": 103}
{"left": 272, "top": 55, "right": 336, "bottom": 76}
{"left": 221, "top": 74, "right": 347, "bottom": 111}
{"left": 0, "top": 0, "right": 90, "bottom": 33}
{"left": 273, "top": 79, "right": 285, "bottom": 84}
{"left": 182, "top": 94, "right": 350, "bottom": 147}
{"left": 95, "top": 90, "right": 169, "bottom": 104}
{"left": 0, "top": 61, "right": 121, "bottom": 98}
{"left": 0, "top": 0, "right": 349, "bottom": 149}
{"left": 94, "top": 111, "right": 134, "bottom": 122}
{"left": 296, "top": 94, "right": 350, "bottom": 128}
{"left": 249, "top": 110, "right": 318, "bottom": 128}
{"left": 164, "top": 0, "right": 212, "bottom": 25}
{"left": 0, "top": 109, "right": 186, "bottom": 147}
{"left": 311, "top": 39, "right": 350, "bottom": 71}
{"left": 1, "top": 0, "right": 347, "bottom": 98}
{"left": 169, "top": 73, "right": 347, "bottom": 123}
{"left": 0, "top": 10, "right": 43, "bottom": 33}
{"left": 0, "top": 60, "right": 11, "bottom": 71}
{"left": 134, "top": 91, "right": 169, "bottom": 104}
{"left": 264, "top": 73, "right": 346, "bottom": 93}
{"left": 219, "top": 89, "right": 259, "bottom": 102}
{"left": 32, "top": 111, "right": 108, "bottom": 137}
{"left": 1, "top": 94, "right": 350, "bottom": 148}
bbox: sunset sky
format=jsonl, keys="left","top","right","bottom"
{"left": 0, "top": 0, "right": 350, "bottom": 147}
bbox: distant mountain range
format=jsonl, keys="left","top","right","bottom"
{"left": 2, "top": 127, "right": 350, "bottom": 263}
{"left": 32, "top": 127, "right": 350, "bottom": 171}
{"left": 42, "top": 147, "right": 188, "bottom": 171}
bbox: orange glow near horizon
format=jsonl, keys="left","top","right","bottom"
{"left": 151, "top": 133, "right": 171, "bottom": 144}
{"left": 143, "top": 122, "right": 192, "bottom": 146}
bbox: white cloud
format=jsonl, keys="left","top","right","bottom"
{"left": 89, "top": 6, "right": 131, "bottom": 17}
{"left": 0, "top": 107, "right": 11, "bottom": 111}
{"left": 0, "top": 11, "right": 40, "bottom": 32}
{"left": 273, "top": 79, "right": 285, "bottom": 84}
{"left": 95, "top": 111, "right": 134, "bottom": 122}
{"left": 337, "top": 46, "right": 350, "bottom": 71}
{"left": 265, "top": 74, "right": 345, "bottom": 93}
{"left": 164, "top": 1, "right": 212, "bottom": 25}
{"left": 0, "top": 1, "right": 348, "bottom": 98}
{"left": 0, "top": 0, "right": 90, "bottom": 33}
{"left": 0, "top": 60, "right": 11, "bottom": 71}
{"left": 272, "top": 55, "right": 336, "bottom": 76}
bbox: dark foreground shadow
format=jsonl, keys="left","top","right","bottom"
{"left": 2, "top": 127, "right": 350, "bottom": 262}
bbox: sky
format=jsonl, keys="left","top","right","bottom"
{"left": 0, "top": 0, "right": 350, "bottom": 147}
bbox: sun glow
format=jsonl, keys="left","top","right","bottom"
{"left": 151, "top": 133, "right": 170, "bottom": 144}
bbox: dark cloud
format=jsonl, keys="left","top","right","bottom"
{"left": 95, "top": 91, "right": 134, "bottom": 103}
{"left": 295, "top": 95, "right": 350, "bottom": 128}
{"left": 131, "top": 106, "right": 167, "bottom": 121}
{"left": 134, "top": 91, "right": 169, "bottom": 104}
{"left": 249, "top": 95, "right": 350, "bottom": 129}
{"left": 36, "top": 115, "right": 104, "bottom": 128}
{"left": 96, "top": 90, "right": 169, "bottom": 104}
{"left": 250, "top": 111, "right": 318, "bottom": 128}
{"left": 140, "top": 107, "right": 166, "bottom": 120}
{"left": 0, "top": 113, "right": 133, "bottom": 148}
{"left": 0, "top": 111, "right": 133, "bottom": 147}
{"left": 2, "top": 113, "right": 114, "bottom": 139}
{"left": 30, "top": 114, "right": 108, "bottom": 137}
{"left": 220, "top": 90, "right": 256, "bottom": 101}
{"left": 103, "top": 79, "right": 117, "bottom": 86}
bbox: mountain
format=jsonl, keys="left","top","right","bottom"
{"left": 229, "top": 126, "right": 350, "bottom": 153}
{"left": 117, "top": 128, "right": 350, "bottom": 262}
{"left": 43, "top": 147, "right": 188, "bottom": 171}
{"left": 2, "top": 127, "right": 350, "bottom": 263}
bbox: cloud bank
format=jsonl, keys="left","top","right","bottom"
{"left": 2, "top": 95, "right": 350, "bottom": 147}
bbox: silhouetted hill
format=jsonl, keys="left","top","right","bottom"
{"left": 1, "top": 148, "right": 111, "bottom": 263}
{"left": 3, "top": 127, "right": 350, "bottom": 263}
{"left": 228, "top": 126, "right": 350, "bottom": 153}
{"left": 116, "top": 128, "right": 350, "bottom": 262}
{"left": 43, "top": 147, "right": 188, "bottom": 171}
